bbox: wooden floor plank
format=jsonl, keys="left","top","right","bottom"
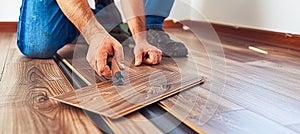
{"left": 102, "top": 111, "right": 163, "bottom": 134}
{"left": 0, "top": 46, "right": 102, "bottom": 133}
{"left": 51, "top": 52, "right": 204, "bottom": 119}
{"left": 201, "top": 110, "right": 298, "bottom": 134}
{"left": 159, "top": 85, "right": 244, "bottom": 133}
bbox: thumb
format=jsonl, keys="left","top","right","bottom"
{"left": 134, "top": 52, "right": 143, "bottom": 66}
{"left": 113, "top": 43, "right": 124, "bottom": 69}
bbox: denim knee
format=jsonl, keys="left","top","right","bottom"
{"left": 17, "top": 0, "right": 78, "bottom": 58}
{"left": 17, "top": 38, "right": 60, "bottom": 59}
{"left": 144, "top": 0, "right": 174, "bottom": 17}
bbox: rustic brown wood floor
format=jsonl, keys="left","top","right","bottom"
{"left": 0, "top": 26, "right": 300, "bottom": 133}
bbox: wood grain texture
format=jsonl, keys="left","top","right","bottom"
{"left": 102, "top": 111, "right": 163, "bottom": 134}
{"left": 0, "top": 39, "right": 102, "bottom": 133}
{"left": 53, "top": 45, "right": 204, "bottom": 118}
{"left": 160, "top": 28, "right": 300, "bottom": 133}
{"left": 159, "top": 86, "right": 243, "bottom": 134}
{"left": 202, "top": 110, "right": 298, "bottom": 134}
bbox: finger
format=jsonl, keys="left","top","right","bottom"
{"left": 113, "top": 43, "right": 125, "bottom": 70}
{"left": 93, "top": 60, "right": 99, "bottom": 74}
{"left": 96, "top": 52, "right": 108, "bottom": 75}
{"left": 157, "top": 52, "right": 162, "bottom": 63}
{"left": 135, "top": 52, "right": 143, "bottom": 66}
{"left": 156, "top": 50, "right": 162, "bottom": 64}
{"left": 100, "top": 65, "right": 112, "bottom": 77}
{"left": 144, "top": 51, "right": 158, "bottom": 64}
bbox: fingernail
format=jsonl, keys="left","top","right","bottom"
{"left": 119, "top": 63, "right": 125, "bottom": 70}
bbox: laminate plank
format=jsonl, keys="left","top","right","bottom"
{"left": 288, "top": 123, "right": 300, "bottom": 133}
{"left": 159, "top": 85, "right": 244, "bottom": 133}
{"left": 51, "top": 54, "right": 204, "bottom": 118}
{"left": 201, "top": 110, "right": 298, "bottom": 134}
{"left": 0, "top": 48, "right": 102, "bottom": 133}
{"left": 57, "top": 44, "right": 165, "bottom": 133}
{"left": 102, "top": 112, "right": 163, "bottom": 134}
{"left": 0, "top": 103, "right": 101, "bottom": 134}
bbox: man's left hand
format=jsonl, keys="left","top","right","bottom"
{"left": 134, "top": 40, "right": 162, "bottom": 66}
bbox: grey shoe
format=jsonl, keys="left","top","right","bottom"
{"left": 147, "top": 29, "right": 188, "bottom": 57}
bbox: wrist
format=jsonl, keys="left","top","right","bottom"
{"left": 82, "top": 18, "right": 108, "bottom": 45}
{"left": 132, "top": 32, "right": 147, "bottom": 44}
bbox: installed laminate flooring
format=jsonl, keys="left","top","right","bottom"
{"left": 0, "top": 33, "right": 101, "bottom": 133}
{"left": 2, "top": 23, "right": 300, "bottom": 133}
{"left": 161, "top": 28, "right": 300, "bottom": 133}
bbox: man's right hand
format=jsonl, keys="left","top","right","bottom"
{"left": 86, "top": 35, "right": 124, "bottom": 77}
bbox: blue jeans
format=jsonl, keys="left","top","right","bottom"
{"left": 144, "top": 0, "right": 174, "bottom": 29}
{"left": 17, "top": 0, "right": 174, "bottom": 58}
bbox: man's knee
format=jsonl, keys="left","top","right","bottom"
{"left": 17, "top": 40, "right": 59, "bottom": 59}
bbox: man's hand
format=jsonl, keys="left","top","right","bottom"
{"left": 86, "top": 35, "right": 124, "bottom": 77}
{"left": 134, "top": 40, "right": 162, "bottom": 66}
{"left": 120, "top": 0, "right": 162, "bottom": 66}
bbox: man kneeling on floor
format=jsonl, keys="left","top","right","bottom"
{"left": 17, "top": 0, "right": 188, "bottom": 77}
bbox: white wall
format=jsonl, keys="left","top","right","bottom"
{"left": 171, "top": 0, "right": 300, "bottom": 34}
{"left": 0, "top": 0, "right": 21, "bottom": 21}
{"left": 0, "top": 0, "right": 94, "bottom": 21}
{"left": 1, "top": 0, "right": 300, "bottom": 34}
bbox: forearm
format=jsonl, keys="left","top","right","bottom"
{"left": 121, "top": 0, "right": 147, "bottom": 43}
{"left": 56, "top": 0, "right": 107, "bottom": 44}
